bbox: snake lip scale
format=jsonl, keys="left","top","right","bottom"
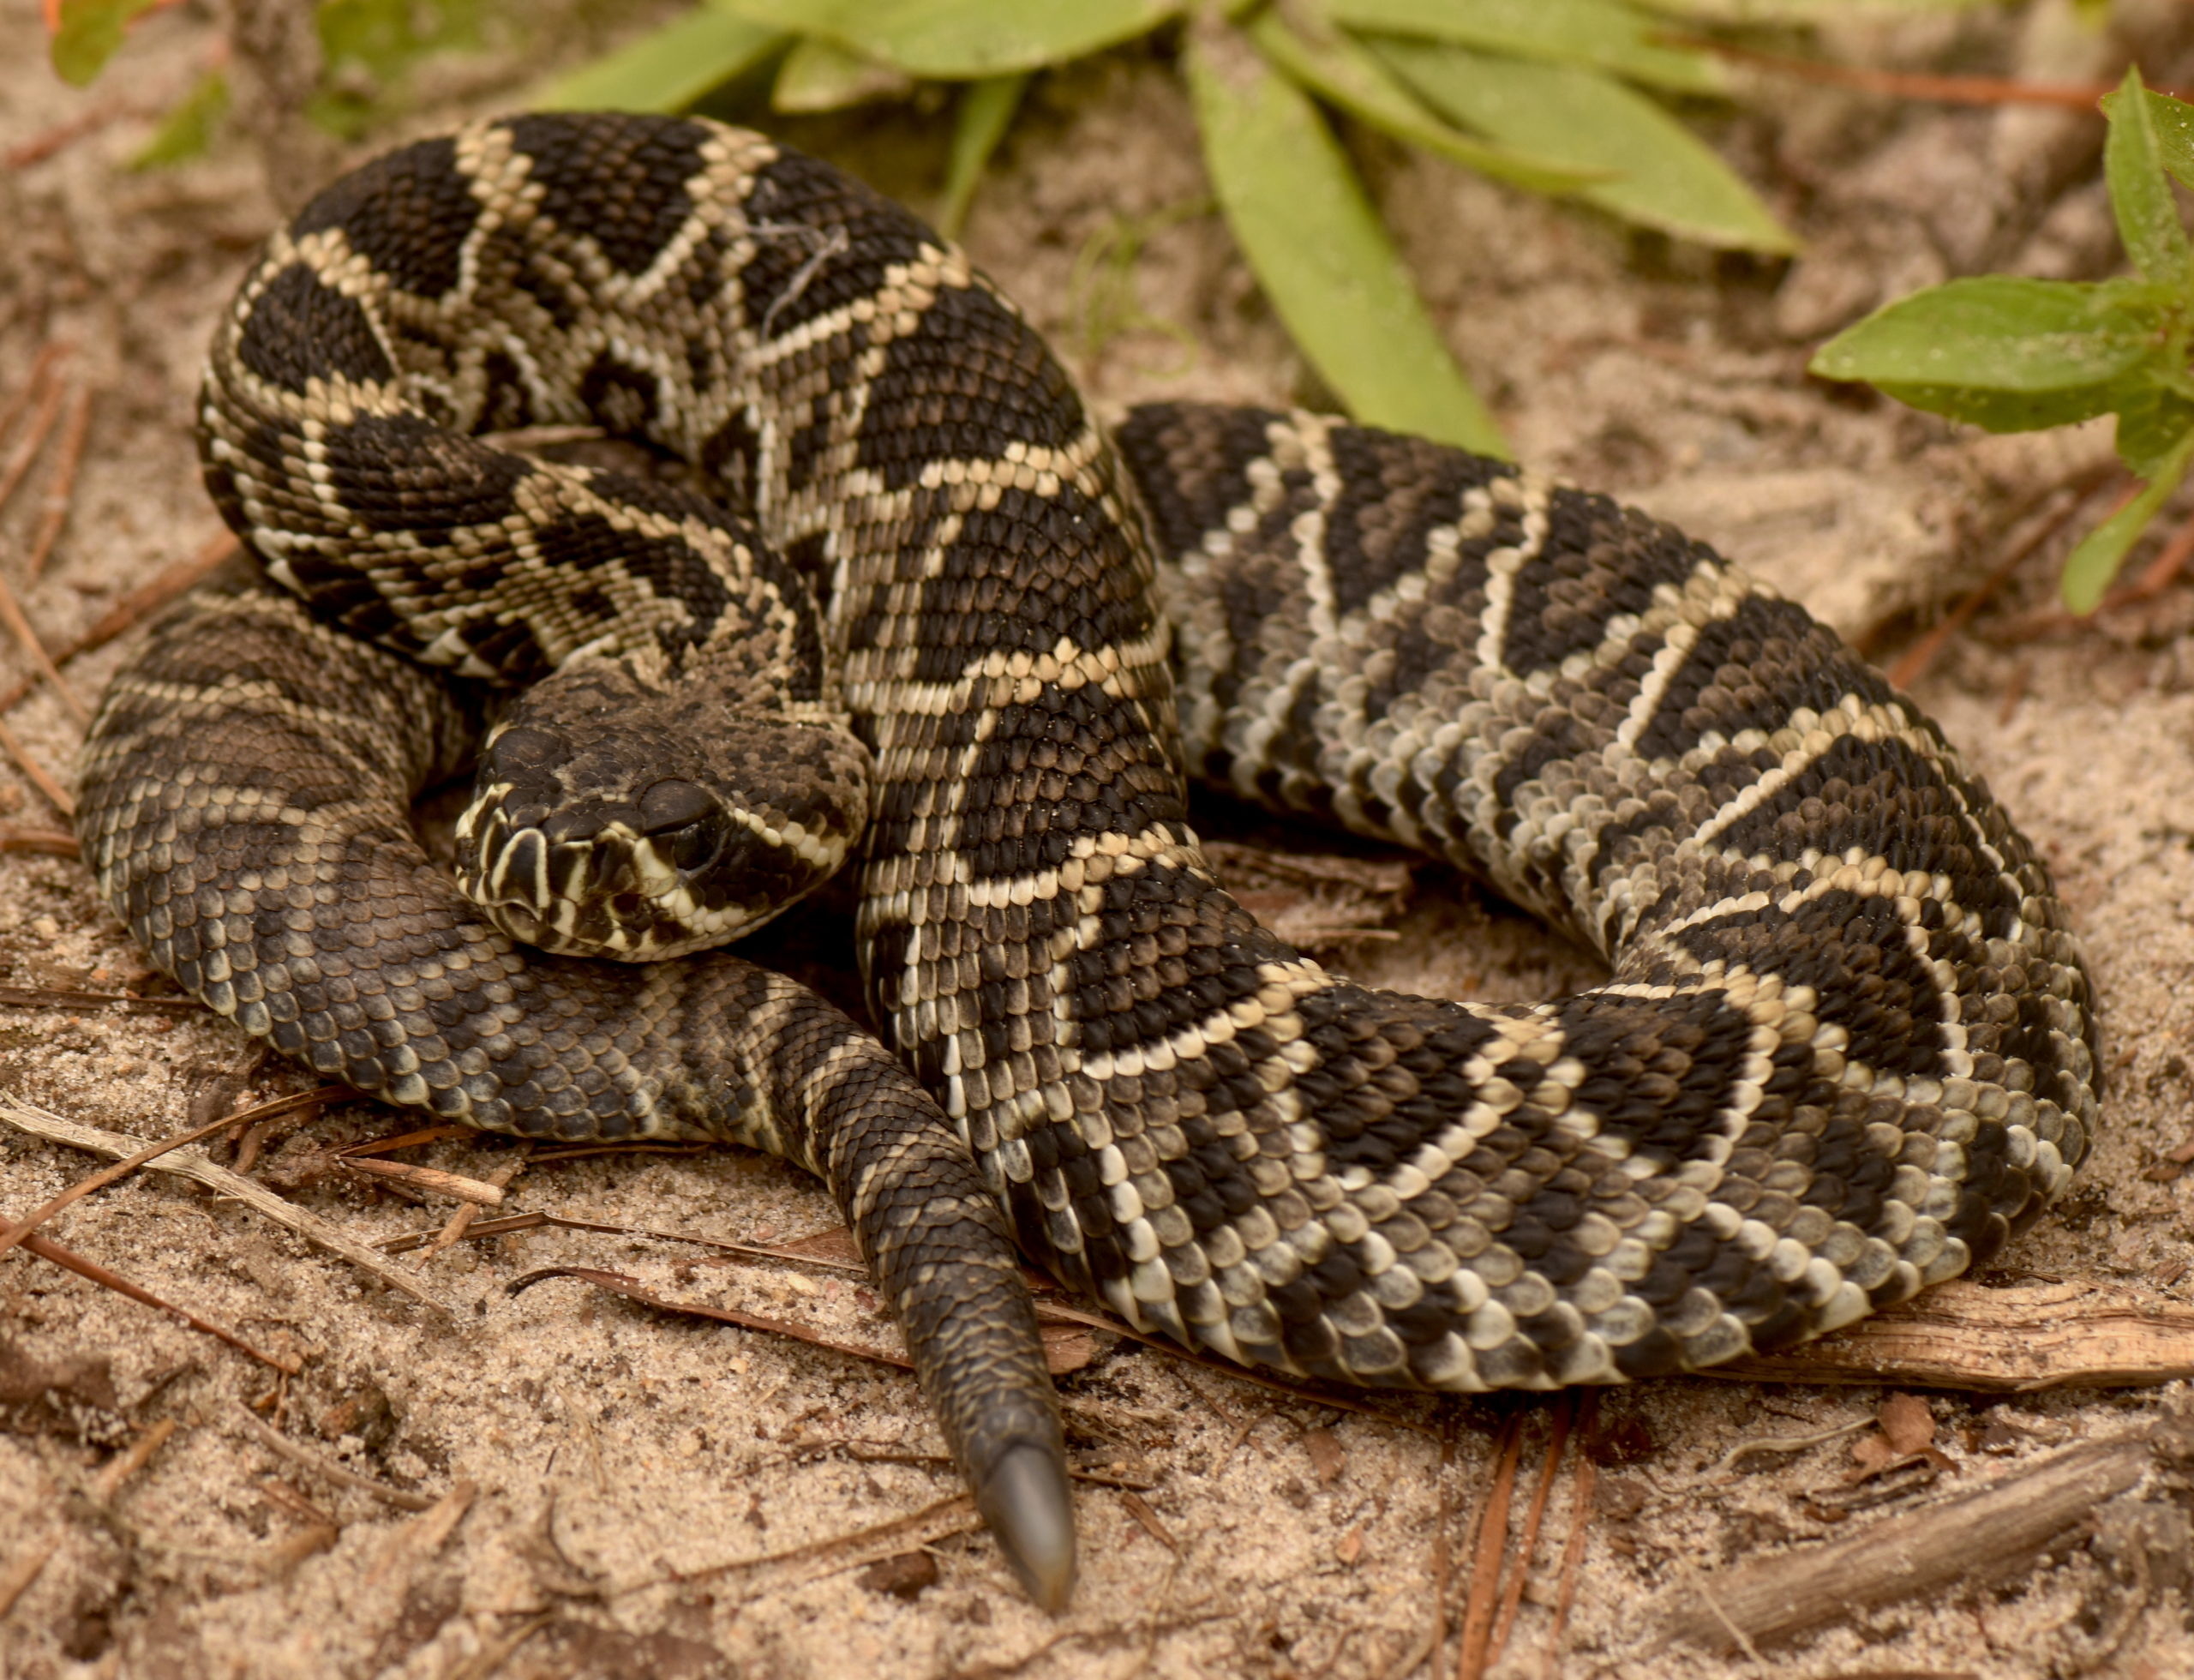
{"left": 73, "top": 111, "right": 2100, "bottom": 1611}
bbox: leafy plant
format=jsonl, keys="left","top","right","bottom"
{"left": 537, "top": 0, "right": 1802, "bottom": 458}
{"left": 1812, "top": 68, "right": 2194, "bottom": 614}
{"left": 43, "top": 0, "right": 480, "bottom": 150}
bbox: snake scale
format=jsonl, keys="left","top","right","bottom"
{"left": 74, "top": 112, "right": 2101, "bottom": 1609}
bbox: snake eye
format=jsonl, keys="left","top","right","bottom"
{"left": 639, "top": 780, "right": 724, "bottom": 875}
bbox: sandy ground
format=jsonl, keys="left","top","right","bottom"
{"left": 3, "top": 2, "right": 2194, "bottom": 1677}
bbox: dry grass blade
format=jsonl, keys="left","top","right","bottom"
{"left": 0, "top": 1091, "right": 457, "bottom": 1314}
{"left": 1688, "top": 39, "right": 2177, "bottom": 109}
{"left": 0, "top": 531, "right": 242, "bottom": 717}
{"left": 1455, "top": 1412, "right": 1526, "bottom": 1680}
{"left": 0, "top": 983, "right": 198, "bottom": 1013}
{"left": 0, "top": 359, "right": 64, "bottom": 515}
{"left": 0, "top": 567, "right": 88, "bottom": 723}
{"left": 0, "top": 1097, "right": 313, "bottom": 1259}
{"left": 661, "top": 1491, "right": 981, "bottom": 1593}
{"left": 18, "top": 1231, "right": 301, "bottom": 1373}
{"left": 509, "top": 1264, "right": 915, "bottom": 1370}
{"left": 0, "top": 1535, "right": 56, "bottom": 1621}
{"left": 1887, "top": 468, "right": 2117, "bottom": 689}
{"left": 1118, "top": 1487, "right": 1180, "bottom": 1554}
{"left": 365, "top": 1479, "right": 479, "bottom": 1587}
{"left": 23, "top": 384, "right": 90, "bottom": 582}
{"left": 0, "top": 713, "right": 75, "bottom": 815}
{"left": 234, "top": 1407, "right": 439, "bottom": 1512}
{"left": 0, "top": 825, "right": 76, "bottom": 855}
{"left": 1487, "top": 1395, "right": 1576, "bottom": 1669}
{"left": 1703, "top": 1275, "right": 2194, "bottom": 1390}
{"left": 1659, "top": 1429, "right": 2177, "bottom": 1652}
{"left": 90, "top": 1417, "right": 178, "bottom": 1501}
{"left": 1540, "top": 1392, "right": 1598, "bottom": 1680}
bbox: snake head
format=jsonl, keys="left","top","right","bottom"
{"left": 454, "top": 675, "right": 871, "bottom": 961}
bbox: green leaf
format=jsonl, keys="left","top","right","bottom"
{"left": 1811, "top": 277, "right": 2164, "bottom": 400}
{"left": 772, "top": 36, "right": 914, "bottom": 112}
{"left": 2061, "top": 433, "right": 2194, "bottom": 613}
{"left": 50, "top": 0, "right": 163, "bottom": 87}
{"left": 1868, "top": 381, "right": 2133, "bottom": 435}
{"left": 129, "top": 69, "right": 228, "bottom": 170}
{"left": 1376, "top": 40, "right": 1795, "bottom": 252}
{"left": 532, "top": 9, "right": 784, "bottom": 112}
{"left": 2100, "top": 67, "right": 2191, "bottom": 286}
{"left": 2116, "top": 387, "right": 2194, "bottom": 477}
{"left": 1327, "top": 0, "right": 1723, "bottom": 94}
{"left": 720, "top": 0, "right": 1180, "bottom": 78}
{"left": 1245, "top": 11, "right": 1610, "bottom": 195}
{"left": 1186, "top": 23, "right": 1505, "bottom": 455}
{"left": 2113, "top": 86, "right": 2194, "bottom": 192}
{"left": 317, "top": 0, "right": 479, "bottom": 84}
{"left": 938, "top": 74, "right": 1029, "bottom": 237}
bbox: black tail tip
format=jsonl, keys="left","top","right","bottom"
{"left": 977, "top": 1440, "right": 1076, "bottom": 1612}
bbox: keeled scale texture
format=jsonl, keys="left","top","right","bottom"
{"left": 81, "top": 108, "right": 2101, "bottom": 1449}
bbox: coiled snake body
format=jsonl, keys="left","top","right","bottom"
{"left": 75, "top": 113, "right": 2101, "bottom": 1606}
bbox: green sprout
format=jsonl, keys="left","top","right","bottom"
{"left": 537, "top": 0, "right": 1801, "bottom": 459}
{"left": 1813, "top": 67, "right": 2194, "bottom": 615}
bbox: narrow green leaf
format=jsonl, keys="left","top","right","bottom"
{"left": 2115, "top": 387, "right": 2194, "bottom": 479}
{"left": 1245, "top": 11, "right": 1610, "bottom": 195}
{"left": 2100, "top": 67, "right": 2191, "bottom": 286}
{"left": 1811, "top": 276, "right": 2164, "bottom": 395}
{"left": 2114, "top": 87, "right": 2194, "bottom": 192}
{"left": 720, "top": 0, "right": 1180, "bottom": 78}
{"left": 129, "top": 69, "right": 229, "bottom": 170}
{"left": 2062, "top": 434, "right": 2194, "bottom": 613}
{"left": 1327, "top": 0, "right": 1723, "bottom": 94}
{"left": 1185, "top": 24, "right": 1505, "bottom": 455}
{"left": 772, "top": 36, "right": 913, "bottom": 113}
{"left": 532, "top": 9, "right": 784, "bottom": 112}
{"left": 1377, "top": 40, "right": 1795, "bottom": 253}
{"left": 938, "top": 74, "right": 1029, "bottom": 237}
{"left": 50, "top": 0, "right": 163, "bottom": 86}
{"left": 1869, "top": 381, "right": 2133, "bottom": 435}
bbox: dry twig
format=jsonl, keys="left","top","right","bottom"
{"left": 1660, "top": 1427, "right": 2185, "bottom": 1652}
{"left": 339, "top": 1155, "right": 506, "bottom": 1206}
{"left": 0, "top": 1091, "right": 457, "bottom": 1314}
{"left": 1705, "top": 1276, "right": 2194, "bottom": 1391}
{"left": 233, "top": 1407, "right": 439, "bottom": 1512}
